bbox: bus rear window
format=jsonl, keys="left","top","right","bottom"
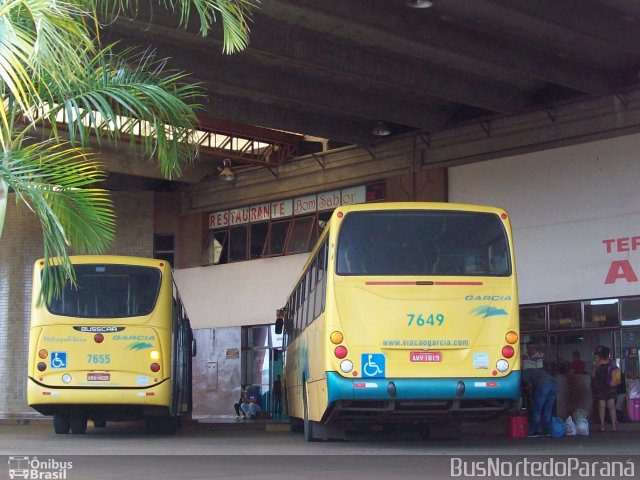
{"left": 336, "top": 210, "right": 510, "bottom": 276}
{"left": 46, "top": 264, "right": 162, "bottom": 318}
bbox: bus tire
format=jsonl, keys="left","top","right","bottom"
{"left": 69, "top": 416, "right": 87, "bottom": 434}
{"left": 146, "top": 416, "right": 178, "bottom": 435}
{"left": 289, "top": 417, "right": 304, "bottom": 433}
{"left": 93, "top": 419, "right": 107, "bottom": 428}
{"left": 145, "top": 416, "right": 160, "bottom": 434}
{"left": 160, "top": 417, "right": 179, "bottom": 435}
{"left": 53, "top": 415, "right": 70, "bottom": 434}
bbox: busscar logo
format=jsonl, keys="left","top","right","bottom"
{"left": 73, "top": 326, "right": 124, "bottom": 333}
{"left": 7, "top": 456, "right": 73, "bottom": 479}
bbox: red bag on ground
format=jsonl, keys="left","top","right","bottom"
{"left": 505, "top": 412, "right": 528, "bottom": 438}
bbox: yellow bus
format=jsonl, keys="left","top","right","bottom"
{"left": 27, "top": 255, "right": 195, "bottom": 434}
{"left": 275, "top": 202, "right": 520, "bottom": 441}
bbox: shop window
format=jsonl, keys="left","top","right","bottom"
{"left": 550, "top": 334, "right": 588, "bottom": 375}
{"left": 154, "top": 234, "right": 174, "bottom": 266}
{"left": 521, "top": 334, "right": 548, "bottom": 370}
{"left": 520, "top": 305, "right": 546, "bottom": 332}
{"left": 621, "top": 329, "right": 640, "bottom": 378}
{"left": 311, "top": 211, "right": 333, "bottom": 245}
{"left": 366, "top": 181, "right": 386, "bottom": 202}
{"left": 203, "top": 230, "right": 228, "bottom": 265}
{"left": 584, "top": 299, "right": 619, "bottom": 329}
{"left": 621, "top": 297, "right": 640, "bottom": 327}
{"left": 265, "top": 220, "right": 291, "bottom": 256}
{"left": 250, "top": 222, "right": 269, "bottom": 259}
{"left": 549, "top": 302, "right": 582, "bottom": 331}
{"left": 229, "top": 225, "right": 248, "bottom": 262}
{"left": 286, "top": 216, "right": 315, "bottom": 254}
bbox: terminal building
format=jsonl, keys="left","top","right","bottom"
{"left": 1, "top": 2, "right": 640, "bottom": 421}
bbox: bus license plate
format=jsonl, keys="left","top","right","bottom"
{"left": 87, "top": 373, "right": 110, "bottom": 381}
{"left": 410, "top": 351, "right": 442, "bottom": 362}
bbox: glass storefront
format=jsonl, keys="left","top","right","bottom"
{"left": 520, "top": 297, "right": 640, "bottom": 380}
{"left": 240, "top": 325, "right": 283, "bottom": 415}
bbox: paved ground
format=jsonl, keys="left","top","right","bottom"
{"left": 0, "top": 418, "right": 638, "bottom": 479}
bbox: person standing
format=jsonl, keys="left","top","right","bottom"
{"left": 569, "top": 351, "right": 586, "bottom": 374}
{"left": 522, "top": 367, "right": 557, "bottom": 437}
{"left": 592, "top": 346, "right": 617, "bottom": 432}
{"left": 272, "top": 374, "right": 283, "bottom": 417}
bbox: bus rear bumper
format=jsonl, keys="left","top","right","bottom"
{"left": 325, "top": 371, "right": 521, "bottom": 421}
{"left": 27, "top": 377, "right": 171, "bottom": 417}
{"left": 327, "top": 371, "right": 521, "bottom": 402}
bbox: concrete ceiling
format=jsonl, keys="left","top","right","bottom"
{"left": 106, "top": 0, "right": 640, "bottom": 157}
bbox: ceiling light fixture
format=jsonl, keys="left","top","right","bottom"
{"left": 219, "top": 159, "right": 236, "bottom": 182}
{"left": 407, "top": 0, "right": 434, "bottom": 8}
{"left": 372, "top": 121, "right": 391, "bottom": 137}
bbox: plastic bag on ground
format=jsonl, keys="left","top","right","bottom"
{"left": 550, "top": 416, "right": 566, "bottom": 438}
{"left": 576, "top": 418, "right": 590, "bottom": 436}
{"left": 572, "top": 408, "right": 589, "bottom": 423}
{"left": 565, "top": 415, "right": 577, "bottom": 436}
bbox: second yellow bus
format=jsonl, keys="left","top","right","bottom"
{"left": 276, "top": 202, "right": 520, "bottom": 441}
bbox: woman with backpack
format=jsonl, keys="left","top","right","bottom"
{"left": 591, "top": 346, "right": 618, "bottom": 432}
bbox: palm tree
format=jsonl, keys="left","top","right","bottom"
{"left": 0, "top": 0, "right": 256, "bottom": 303}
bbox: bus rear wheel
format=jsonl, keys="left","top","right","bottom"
{"left": 53, "top": 415, "right": 70, "bottom": 434}
{"left": 145, "top": 416, "right": 179, "bottom": 435}
{"left": 69, "top": 416, "right": 87, "bottom": 434}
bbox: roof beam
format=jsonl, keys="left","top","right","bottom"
{"left": 258, "top": 0, "right": 618, "bottom": 96}
{"left": 490, "top": 0, "right": 640, "bottom": 55}
{"left": 108, "top": 9, "right": 526, "bottom": 114}
{"left": 201, "top": 92, "right": 377, "bottom": 146}
{"left": 108, "top": 26, "right": 450, "bottom": 131}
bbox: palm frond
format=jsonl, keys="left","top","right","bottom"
{"left": 86, "top": 0, "right": 257, "bottom": 53}
{"left": 0, "top": 140, "right": 114, "bottom": 303}
{"left": 0, "top": 1, "right": 97, "bottom": 115}
{"left": 40, "top": 47, "right": 203, "bottom": 178}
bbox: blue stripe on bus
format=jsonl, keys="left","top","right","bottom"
{"left": 326, "top": 371, "right": 521, "bottom": 403}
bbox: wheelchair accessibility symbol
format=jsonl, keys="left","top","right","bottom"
{"left": 361, "top": 353, "right": 385, "bottom": 378}
{"left": 50, "top": 352, "right": 67, "bottom": 369}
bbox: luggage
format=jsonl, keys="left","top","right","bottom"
{"left": 629, "top": 399, "right": 640, "bottom": 422}
{"left": 505, "top": 412, "right": 528, "bottom": 438}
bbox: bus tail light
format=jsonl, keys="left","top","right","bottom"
{"left": 38, "top": 349, "right": 48, "bottom": 359}
{"left": 496, "top": 359, "right": 509, "bottom": 373}
{"left": 502, "top": 345, "right": 514, "bottom": 358}
{"left": 505, "top": 331, "right": 518, "bottom": 344}
{"left": 340, "top": 359, "right": 353, "bottom": 373}
{"left": 149, "top": 350, "right": 160, "bottom": 361}
{"left": 330, "top": 331, "right": 344, "bottom": 344}
{"left": 334, "top": 346, "right": 348, "bottom": 359}
{"left": 94, "top": 333, "right": 104, "bottom": 343}
{"left": 150, "top": 363, "right": 160, "bottom": 373}
{"left": 37, "top": 362, "right": 47, "bottom": 372}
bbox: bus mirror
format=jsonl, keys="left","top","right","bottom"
{"left": 191, "top": 338, "right": 197, "bottom": 357}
